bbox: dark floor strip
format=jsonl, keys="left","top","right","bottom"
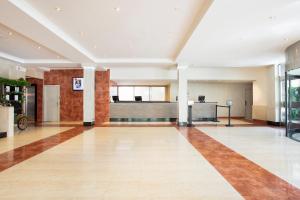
{"left": 0, "top": 126, "right": 87, "bottom": 172}
{"left": 177, "top": 127, "right": 300, "bottom": 200}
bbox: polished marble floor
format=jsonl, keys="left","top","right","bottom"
{"left": 0, "top": 127, "right": 242, "bottom": 200}
{"left": 0, "top": 125, "right": 300, "bottom": 199}
{"left": 198, "top": 126, "right": 300, "bottom": 189}
{"left": 0, "top": 126, "right": 72, "bottom": 154}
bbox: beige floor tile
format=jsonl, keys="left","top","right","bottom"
{"left": 0, "top": 127, "right": 242, "bottom": 199}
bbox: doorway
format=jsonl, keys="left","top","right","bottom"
{"left": 244, "top": 85, "right": 253, "bottom": 120}
{"left": 26, "top": 85, "right": 37, "bottom": 123}
{"left": 286, "top": 74, "right": 300, "bottom": 142}
{"left": 43, "top": 85, "right": 60, "bottom": 122}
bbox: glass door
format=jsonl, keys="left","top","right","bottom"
{"left": 287, "top": 73, "right": 300, "bottom": 141}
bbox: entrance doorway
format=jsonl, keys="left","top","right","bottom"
{"left": 244, "top": 85, "right": 253, "bottom": 120}
{"left": 43, "top": 85, "right": 60, "bottom": 122}
{"left": 26, "top": 85, "right": 37, "bottom": 123}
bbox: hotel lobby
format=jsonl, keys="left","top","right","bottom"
{"left": 1, "top": 0, "right": 300, "bottom": 199}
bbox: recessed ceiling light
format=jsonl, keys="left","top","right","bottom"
{"left": 37, "top": 46, "right": 41, "bottom": 49}
{"left": 94, "top": 45, "right": 97, "bottom": 49}
{"left": 114, "top": 7, "right": 120, "bottom": 12}
{"left": 268, "top": 16, "right": 276, "bottom": 20}
{"left": 8, "top": 32, "right": 13, "bottom": 36}
{"left": 55, "top": 7, "right": 61, "bottom": 12}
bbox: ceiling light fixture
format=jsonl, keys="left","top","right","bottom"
{"left": 8, "top": 32, "right": 13, "bottom": 36}
{"left": 37, "top": 46, "right": 41, "bottom": 49}
{"left": 114, "top": 7, "right": 120, "bottom": 12}
{"left": 80, "top": 31, "right": 84, "bottom": 36}
{"left": 94, "top": 45, "right": 97, "bottom": 49}
{"left": 284, "top": 38, "right": 289, "bottom": 41}
{"left": 268, "top": 16, "right": 276, "bottom": 20}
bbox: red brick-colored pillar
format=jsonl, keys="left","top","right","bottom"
{"left": 95, "top": 70, "right": 110, "bottom": 124}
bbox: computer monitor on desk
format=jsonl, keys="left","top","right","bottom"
{"left": 198, "top": 96, "right": 205, "bottom": 103}
{"left": 135, "top": 96, "right": 142, "bottom": 102}
{"left": 112, "top": 96, "right": 119, "bottom": 103}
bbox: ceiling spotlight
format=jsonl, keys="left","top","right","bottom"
{"left": 37, "top": 46, "right": 41, "bottom": 49}
{"left": 8, "top": 32, "right": 13, "bottom": 36}
{"left": 55, "top": 7, "right": 61, "bottom": 12}
{"left": 268, "top": 16, "right": 276, "bottom": 20}
{"left": 114, "top": 7, "right": 120, "bottom": 12}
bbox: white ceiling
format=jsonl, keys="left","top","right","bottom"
{"left": 0, "top": 23, "right": 64, "bottom": 60}
{"left": 0, "top": 0, "right": 300, "bottom": 69}
{"left": 177, "top": 0, "right": 300, "bottom": 67}
{"left": 0, "top": 0, "right": 211, "bottom": 67}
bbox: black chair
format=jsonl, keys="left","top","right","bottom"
{"left": 198, "top": 96, "right": 205, "bottom": 103}
{"left": 112, "top": 96, "right": 119, "bottom": 103}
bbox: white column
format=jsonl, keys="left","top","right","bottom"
{"left": 0, "top": 106, "right": 14, "bottom": 137}
{"left": 177, "top": 64, "right": 188, "bottom": 126}
{"left": 83, "top": 65, "right": 95, "bottom": 126}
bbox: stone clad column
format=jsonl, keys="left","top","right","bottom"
{"left": 177, "top": 64, "right": 188, "bottom": 126}
{"left": 82, "top": 65, "right": 95, "bottom": 126}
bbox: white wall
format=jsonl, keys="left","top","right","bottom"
{"left": 110, "top": 66, "right": 177, "bottom": 81}
{"left": 0, "top": 58, "right": 25, "bottom": 79}
{"left": 110, "top": 65, "right": 279, "bottom": 122}
{"left": 171, "top": 81, "right": 252, "bottom": 117}
{"left": 186, "top": 66, "right": 279, "bottom": 121}
{"left": 26, "top": 68, "right": 44, "bottom": 79}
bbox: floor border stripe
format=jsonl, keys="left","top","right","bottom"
{"left": 177, "top": 127, "right": 300, "bottom": 200}
{"left": 0, "top": 126, "right": 86, "bottom": 172}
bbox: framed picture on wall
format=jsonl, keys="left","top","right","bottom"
{"left": 72, "top": 77, "right": 84, "bottom": 91}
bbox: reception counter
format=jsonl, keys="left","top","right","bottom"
{"left": 192, "top": 102, "right": 217, "bottom": 121}
{"left": 110, "top": 102, "right": 217, "bottom": 121}
{"left": 110, "top": 102, "right": 177, "bottom": 119}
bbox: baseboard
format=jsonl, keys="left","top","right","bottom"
{"left": 267, "top": 121, "right": 283, "bottom": 126}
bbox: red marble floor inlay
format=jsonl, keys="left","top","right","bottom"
{"left": 177, "top": 127, "right": 300, "bottom": 200}
{"left": 0, "top": 126, "right": 87, "bottom": 172}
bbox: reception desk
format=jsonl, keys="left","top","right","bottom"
{"left": 110, "top": 102, "right": 177, "bottom": 119}
{"left": 192, "top": 102, "right": 217, "bottom": 121}
{"left": 110, "top": 102, "right": 217, "bottom": 121}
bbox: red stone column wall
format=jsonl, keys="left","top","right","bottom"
{"left": 95, "top": 70, "right": 110, "bottom": 124}
{"left": 44, "top": 69, "right": 83, "bottom": 121}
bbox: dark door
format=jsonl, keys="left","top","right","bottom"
{"left": 26, "top": 85, "right": 37, "bottom": 123}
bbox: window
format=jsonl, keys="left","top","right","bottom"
{"left": 110, "top": 86, "right": 166, "bottom": 101}
{"left": 134, "top": 87, "right": 150, "bottom": 101}
{"left": 150, "top": 87, "right": 165, "bottom": 101}
{"left": 110, "top": 86, "right": 118, "bottom": 102}
{"left": 118, "top": 87, "right": 134, "bottom": 101}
